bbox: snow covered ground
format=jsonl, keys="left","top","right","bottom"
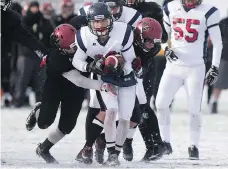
{"left": 1, "top": 87, "right": 228, "bottom": 169}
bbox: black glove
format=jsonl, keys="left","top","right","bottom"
{"left": 206, "top": 65, "right": 219, "bottom": 86}
{"left": 165, "top": 46, "right": 178, "bottom": 62}
{"left": 86, "top": 57, "right": 105, "bottom": 75}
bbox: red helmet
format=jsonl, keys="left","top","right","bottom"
{"left": 134, "top": 17, "right": 162, "bottom": 52}
{"left": 50, "top": 24, "right": 76, "bottom": 52}
{"left": 181, "top": 0, "right": 202, "bottom": 10}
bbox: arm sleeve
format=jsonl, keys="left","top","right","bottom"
{"left": 122, "top": 29, "right": 135, "bottom": 74}
{"left": 13, "top": 22, "right": 48, "bottom": 58}
{"left": 207, "top": 9, "right": 223, "bottom": 68}
{"left": 62, "top": 69, "right": 103, "bottom": 90}
{"left": 72, "top": 33, "right": 89, "bottom": 72}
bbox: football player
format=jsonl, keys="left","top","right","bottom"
{"left": 110, "top": 0, "right": 169, "bottom": 161}
{"left": 25, "top": 24, "right": 116, "bottom": 164}
{"left": 72, "top": 3, "right": 137, "bottom": 166}
{"left": 156, "top": 0, "right": 222, "bottom": 160}
{"left": 1, "top": 0, "right": 48, "bottom": 58}
{"left": 99, "top": 0, "right": 142, "bottom": 27}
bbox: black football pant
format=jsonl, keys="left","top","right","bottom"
{"left": 37, "top": 76, "right": 85, "bottom": 134}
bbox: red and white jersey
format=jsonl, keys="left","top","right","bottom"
{"left": 116, "top": 6, "right": 142, "bottom": 27}
{"left": 72, "top": 22, "right": 135, "bottom": 75}
{"left": 163, "top": 1, "right": 222, "bottom": 67}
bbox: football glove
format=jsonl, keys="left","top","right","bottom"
{"left": 165, "top": 46, "right": 178, "bottom": 62}
{"left": 86, "top": 57, "right": 105, "bottom": 75}
{"left": 132, "top": 57, "right": 143, "bottom": 78}
{"left": 100, "top": 82, "right": 117, "bottom": 96}
{"left": 206, "top": 65, "right": 219, "bottom": 86}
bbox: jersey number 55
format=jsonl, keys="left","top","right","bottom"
{"left": 173, "top": 18, "right": 200, "bottom": 43}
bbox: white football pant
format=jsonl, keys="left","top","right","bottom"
{"left": 156, "top": 62, "right": 205, "bottom": 148}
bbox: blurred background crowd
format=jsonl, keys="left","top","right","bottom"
{"left": 1, "top": 0, "right": 228, "bottom": 114}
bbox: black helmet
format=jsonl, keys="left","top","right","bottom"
{"left": 87, "top": 2, "right": 113, "bottom": 37}
{"left": 1, "top": 0, "right": 12, "bottom": 11}
{"left": 99, "top": 0, "right": 124, "bottom": 20}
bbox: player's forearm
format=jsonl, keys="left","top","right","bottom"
{"left": 62, "top": 69, "right": 102, "bottom": 90}
{"left": 209, "top": 26, "right": 223, "bottom": 68}
{"left": 136, "top": 78, "right": 147, "bottom": 104}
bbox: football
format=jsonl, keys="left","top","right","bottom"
{"left": 104, "top": 54, "right": 124, "bottom": 74}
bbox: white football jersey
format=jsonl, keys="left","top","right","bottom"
{"left": 72, "top": 22, "right": 135, "bottom": 74}
{"left": 116, "top": 6, "right": 142, "bottom": 27}
{"left": 77, "top": 5, "right": 90, "bottom": 16}
{"left": 163, "top": 1, "right": 222, "bottom": 67}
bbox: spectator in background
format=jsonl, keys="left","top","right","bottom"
{"left": 40, "top": 2, "right": 56, "bottom": 27}
{"left": 209, "top": 16, "right": 228, "bottom": 113}
{"left": 54, "top": 0, "right": 76, "bottom": 26}
{"left": 13, "top": 1, "right": 54, "bottom": 107}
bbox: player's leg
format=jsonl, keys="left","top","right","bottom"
{"left": 76, "top": 90, "right": 106, "bottom": 164}
{"left": 122, "top": 99, "right": 140, "bottom": 161}
{"left": 156, "top": 63, "right": 184, "bottom": 154}
{"left": 105, "top": 85, "right": 135, "bottom": 166}
{"left": 26, "top": 76, "right": 60, "bottom": 131}
{"left": 184, "top": 64, "right": 205, "bottom": 160}
{"left": 29, "top": 77, "right": 62, "bottom": 163}
{"left": 139, "top": 63, "right": 166, "bottom": 161}
{"left": 100, "top": 90, "right": 119, "bottom": 166}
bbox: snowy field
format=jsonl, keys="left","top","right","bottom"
{"left": 1, "top": 87, "right": 228, "bottom": 169}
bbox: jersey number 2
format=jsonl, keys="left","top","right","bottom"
{"left": 173, "top": 18, "right": 200, "bottom": 43}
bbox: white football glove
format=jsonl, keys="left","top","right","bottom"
{"left": 100, "top": 82, "right": 117, "bottom": 96}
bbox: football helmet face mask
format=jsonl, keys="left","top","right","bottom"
{"left": 99, "top": 0, "right": 123, "bottom": 21}
{"left": 181, "top": 0, "right": 202, "bottom": 10}
{"left": 134, "top": 17, "right": 162, "bottom": 52}
{"left": 87, "top": 2, "right": 113, "bottom": 37}
{"left": 1, "top": 0, "right": 12, "bottom": 11}
{"left": 50, "top": 24, "right": 77, "bottom": 55}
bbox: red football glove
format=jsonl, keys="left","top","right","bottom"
{"left": 131, "top": 57, "right": 142, "bottom": 72}
{"left": 40, "top": 55, "right": 47, "bottom": 68}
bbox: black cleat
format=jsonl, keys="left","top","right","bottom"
{"left": 153, "top": 143, "right": 167, "bottom": 159}
{"left": 103, "top": 153, "right": 120, "bottom": 166}
{"left": 26, "top": 102, "right": 41, "bottom": 131}
{"left": 163, "top": 142, "right": 173, "bottom": 155}
{"left": 36, "top": 143, "right": 58, "bottom": 164}
{"left": 123, "top": 138, "right": 133, "bottom": 161}
{"left": 188, "top": 145, "right": 199, "bottom": 160}
{"left": 76, "top": 146, "right": 93, "bottom": 165}
{"left": 95, "top": 134, "right": 106, "bottom": 164}
{"left": 141, "top": 142, "right": 166, "bottom": 162}
{"left": 141, "top": 148, "right": 155, "bottom": 161}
